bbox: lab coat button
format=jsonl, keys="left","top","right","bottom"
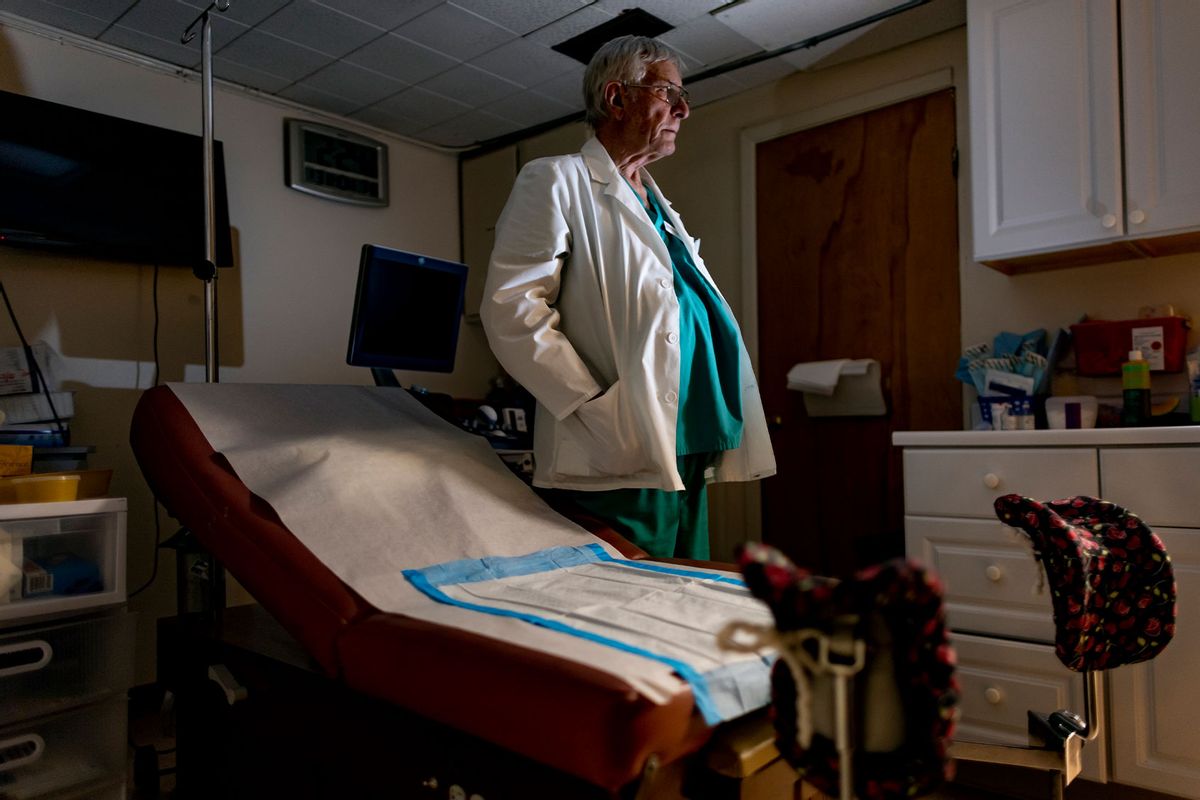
{"left": 666, "top": 332, "right": 678, "bottom": 344}
{"left": 664, "top": 390, "right": 678, "bottom": 404}
{"left": 659, "top": 277, "right": 671, "bottom": 289}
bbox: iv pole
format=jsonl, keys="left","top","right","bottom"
{"left": 181, "top": 0, "right": 229, "bottom": 384}
{"left": 170, "top": 2, "right": 232, "bottom": 628}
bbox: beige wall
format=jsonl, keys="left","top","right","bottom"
{"left": 0, "top": 22, "right": 482, "bottom": 682}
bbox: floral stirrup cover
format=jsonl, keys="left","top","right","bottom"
{"left": 993, "top": 494, "right": 1176, "bottom": 671}
{"left": 737, "top": 543, "right": 959, "bottom": 800}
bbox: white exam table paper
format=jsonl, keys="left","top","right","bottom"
{"left": 167, "top": 382, "right": 771, "bottom": 711}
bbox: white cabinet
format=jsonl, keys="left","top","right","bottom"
{"left": 0, "top": 498, "right": 130, "bottom": 800}
{"left": 969, "top": 0, "right": 1200, "bottom": 269}
{"left": 1098, "top": 447, "right": 1200, "bottom": 797}
{"left": 897, "top": 429, "right": 1200, "bottom": 796}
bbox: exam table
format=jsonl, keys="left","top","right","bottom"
{"left": 129, "top": 383, "right": 793, "bottom": 800}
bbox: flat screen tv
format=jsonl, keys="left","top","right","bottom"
{"left": 0, "top": 89, "right": 234, "bottom": 268}
{"left": 346, "top": 244, "right": 468, "bottom": 374}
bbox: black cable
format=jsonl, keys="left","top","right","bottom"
{"left": 0, "top": 280, "right": 66, "bottom": 436}
{"left": 152, "top": 264, "right": 160, "bottom": 386}
{"left": 128, "top": 501, "right": 162, "bottom": 599}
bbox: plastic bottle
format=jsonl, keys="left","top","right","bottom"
{"left": 1122, "top": 349, "right": 1151, "bottom": 427}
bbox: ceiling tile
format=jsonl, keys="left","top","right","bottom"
{"left": 117, "top": 0, "right": 248, "bottom": 52}
{"left": 450, "top": 0, "right": 587, "bottom": 36}
{"left": 419, "top": 108, "right": 522, "bottom": 147}
{"left": 299, "top": 60, "right": 407, "bottom": 108}
{"left": 779, "top": 31, "right": 865, "bottom": 71}
{"left": 467, "top": 37, "right": 580, "bottom": 88}
{"left": 216, "top": 28, "right": 335, "bottom": 81}
{"left": 212, "top": 56, "right": 293, "bottom": 92}
{"left": 343, "top": 31, "right": 457, "bottom": 84}
{"left": 393, "top": 3, "right": 514, "bottom": 61}
{"left": 420, "top": 62, "right": 520, "bottom": 108}
{"left": 99, "top": 23, "right": 204, "bottom": 68}
{"left": 483, "top": 88, "right": 574, "bottom": 127}
{"left": 256, "top": 0, "right": 382, "bottom": 58}
{"left": 0, "top": 0, "right": 113, "bottom": 36}
{"left": 523, "top": 5, "right": 614, "bottom": 46}
{"left": 369, "top": 85, "right": 471, "bottom": 129}
{"left": 683, "top": 72, "right": 743, "bottom": 106}
{"left": 312, "top": 0, "right": 440, "bottom": 31}
{"left": 278, "top": 82, "right": 362, "bottom": 115}
{"left": 660, "top": 14, "right": 761, "bottom": 67}
{"left": 176, "top": 0, "right": 290, "bottom": 28}
{"left": 528, "top": 69, "right": 584, "bottom": 109}
{"left": 725, "top": 53, "right": 795, "bottom": 87}
{"left": 348, "top": 104, "right": 428, "bottom": 137}
{"left": 714, "top": 0, "right": 893, "bottom": 52}
{"left": 593, "top": 0, "right": 732, "bottom": 27}
{"left": 23, "top": 0, "right": 135, "bottom": 23}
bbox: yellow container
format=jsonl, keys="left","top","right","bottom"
{"left": 10, "top": 474, "right": 81, "bottom": 503}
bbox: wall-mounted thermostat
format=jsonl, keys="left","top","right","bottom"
{"left": 284, "top": 119, "right": 388, "bottom": 206}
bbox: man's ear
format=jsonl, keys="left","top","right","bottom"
{"left": 603, "top": 81, "right": 624, "bottom": 117}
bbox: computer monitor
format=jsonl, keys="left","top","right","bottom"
{"left": 346, "top": 244, "right": 468, "bottom": 377}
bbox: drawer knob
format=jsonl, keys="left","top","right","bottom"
{"left": 982, "top": 473, "right": 1001, "bottom": 490}
{"left": 984, "top": 687, "right": 1004, "bottom": 705}
{"left": 985, "top": 565, "right": 1003, "bottom": 583}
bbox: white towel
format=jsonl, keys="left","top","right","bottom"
{"left": 786, "top": 359, "right": 872, "bottom": 395}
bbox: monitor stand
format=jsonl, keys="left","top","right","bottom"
{"left": 370, "top": 367, "right": 456, "bottom": 423}
{"left": 371, "top": 367, "right": 402, "bottom": 388}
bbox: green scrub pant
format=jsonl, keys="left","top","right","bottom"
{"left": 546, "top": 454, "right": 711, "bottom": 560}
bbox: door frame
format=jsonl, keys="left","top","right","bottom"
{"left": 728, "top": 68, "right": 955, "bottom": 547}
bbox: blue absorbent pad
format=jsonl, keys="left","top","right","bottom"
{"left": 404, "top": 543, "right": 775, "bottom": 725}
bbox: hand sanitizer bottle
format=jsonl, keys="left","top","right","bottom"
{"left": 1122, "top": 350, "right": 1151, "bottom": 427}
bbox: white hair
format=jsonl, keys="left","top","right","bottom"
{"left": 582, "top": 35, "right": 682, "bottom": 129}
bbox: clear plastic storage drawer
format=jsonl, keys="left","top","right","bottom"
{"left": 0, "top": 612, "right": 134, "bottom": 727}
{"left": 0, "top": 695, "right": 126, "bottom": 799}
{"left": 0, "top": 499, "right": 126, "bottom": 624}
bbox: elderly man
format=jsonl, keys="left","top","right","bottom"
{"left": 481, "top": 36, "right": 775, "bottom": 559}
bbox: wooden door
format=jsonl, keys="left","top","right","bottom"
{"left": 756, "top": 89, "right": 961, "bottom": 577}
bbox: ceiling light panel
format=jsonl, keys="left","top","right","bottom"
{"left": 714, "top": 0, "right": 897, "bottom": 51}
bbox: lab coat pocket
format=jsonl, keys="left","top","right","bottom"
{"left": 554, "top": 381, "right": 641, "bottom": 478}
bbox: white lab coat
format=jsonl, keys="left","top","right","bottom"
{"left": 481, "top": 137, "right": 776, "bottom": 491}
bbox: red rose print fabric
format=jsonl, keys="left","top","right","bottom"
{"left": 737, "top": 543, "right": 959, "bottom": 800}
{"left": 993, "top": 494, "right": 1176, "bottom": 671}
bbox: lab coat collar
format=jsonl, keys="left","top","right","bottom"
{"left": 581, "top": 137, "right": 674, "bottom": 259}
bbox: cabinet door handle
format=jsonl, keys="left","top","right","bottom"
{"left": 0, "top": 640, "right": 53, "bottom": 679}
{"left": 982, "top": 472, "right": 1001, "bottom": 490}
{"left": 1129, "top": 209, "right": 1146, "bottom": 225}
{"left": 985, "top": 565, "right": 1003, "bottom": 583}
{"left": 1101, "top": 214, "right": 1117, "bottom": 229}
{"left": 984, "top": 687, "right": 1004, "bottom": 705}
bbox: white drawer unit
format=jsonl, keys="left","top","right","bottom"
{"left": 0, "top": 694, "right": 127, "bottom": 799}
{"left": 0, "top": 498, "right": 127, "bottom": 624}
{"left": 953, "top": 633, "right": 1104, "bottom": 782}
{"left": 0, "top": 612, "right": 135, "bottom": 727}
{"left": 0, "top": 497, "right": 131, "bottom": 800}
{"left": 902, "top": 448, "right": 1098, "bottom": 518}
{"left": 896, "top": 428, "right": 1200, "bottom": 798}
{"left": 1100, "top": 447, "right": 1200, "bottom": 528}
{"left": 905, "top": 516, "right": 1053, "bottom": 642}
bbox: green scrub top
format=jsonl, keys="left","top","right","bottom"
{"left": 546, "top": 182, "right": 743, "bottom": 560}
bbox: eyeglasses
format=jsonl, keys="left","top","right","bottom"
{"left": 622, "top": 80, "right": 690, "bottom": 107}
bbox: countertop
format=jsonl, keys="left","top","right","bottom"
{"left": 893, "top": 425, "right": 1200, "bottom": 447}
